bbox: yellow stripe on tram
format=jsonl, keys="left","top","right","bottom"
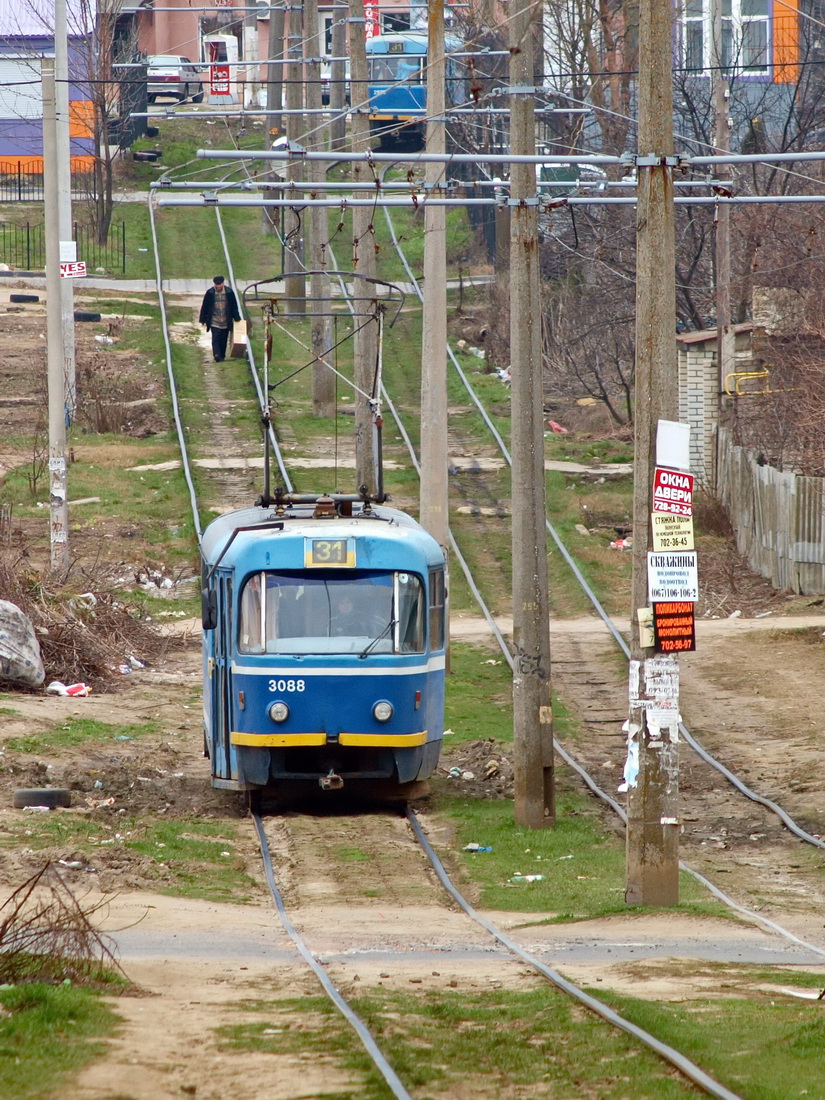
{"left": 231, "top": 732, "right": 327, "bottom": 747}
{"left": 338, "top": 731, "right": 428, "bottom": 747}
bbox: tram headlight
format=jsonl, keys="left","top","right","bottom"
{"left": 269, "top": 701, "right": 289, "bottom": 723}
{"left": 373, "top": 701, "right": 393, "bottom": 723}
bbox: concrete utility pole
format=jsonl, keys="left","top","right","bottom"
{"left": 43, "top": 60, "right": 69, "bottom": 573}
{"left": 625, "top": 0, "right": 680, "bottom": 905}
{"left": 266, "top": 1, "right": 285, "bottom": 135}
{"left": 509, "top": 0, "right": 554, "bottom": 828}
{"left": 243, "top": 0, "right": 260, "bottom": 107}
{"left": 329, "top": 6, "right": 347, "bottom": 152}
{"left": 305, "top": 0, "right": 336, "bottom": 416}
{"left": 55, "top": 0, "right": 75, "bottom": 420}
{"left": 284, "top": 0, "right": 306, "bottom": 313}
{"left": 419, "top": 0, "right": 449, "bottom": 551}
{"left": 263, "top": 2, "right": 285, "bottom": 238}
{"left": 711, "top": 0, "right": 733, "bottom": 490}
{"left": 348, "top": 0, "right": 378, "bottom": 494}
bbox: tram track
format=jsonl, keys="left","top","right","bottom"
{"left": 142, "top": 195, "right": 755, "bottom": 1098}
{"left": 141, "top": 173, "right": 825, "bottom": 1097}
{"left": 378, "top": 198, "right": 825, "bottom": 868}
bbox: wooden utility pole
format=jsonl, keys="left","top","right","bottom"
{"left": 509, "top": 0, "right": 554, "bottom": 828}
{"left": 284, "top": 0, "right": 306, "bottom": 314}
{"left": 712, "top": 0, "right": 733, "bottom": 490}
{"left": 329, "top": 6, "right": 347, "bottom": 152}
{"left": 306, "top": 0, "right": 336, "bottom": 416}
{"left": 43, "top": 60, "right": 69, "bottom": 573}
{"left": 625, "top": 0, "right": 680, "bottom": 905}
{"left": 419, "top": 0, "right": 449, "bottom": 550}
{"left": 349, "top": 0, "right": 378, "bottom": 494}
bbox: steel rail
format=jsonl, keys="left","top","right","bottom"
{"left": 380, "top": 196, "right": 825, "bottom": 853}
{"left": 377, "top": 202, "right": 825, "bottom": 953}
{"left": 407, "top": 810, "right": 745, "bottom": 1100}
{"left": 148, "top": 192, "right": 204, "bottom": 544}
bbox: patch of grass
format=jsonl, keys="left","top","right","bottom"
{"left": 431, "top": 785, "right": 717, "bottom": 918}
{"left": 6, "top": 717, "right": 160, "bottom": 754}
{"left": 444, "top": 642, "right": 513, "bottom": 744}
{"left": 0, "top": 706, "right": 19, "bottom": 717}
{"left": 336, "top": 847, "right": 371, "bottom": 863}
{"left": 440, "top": 644, "right": 716, "bottom": 919}
{"left": 0, "top": 982, "right": 119, "bottom": 1100}
{"left": 123, "top": 818, "right": 257, "bottom": 903}
{"left": 4, "top": 816, "right": 256, "bottom": 904}
{"left": 596, "top": 981, "right": 825, "bottom": 1100}
{"left": 218, "top": 989, "right": 703, "bottom": 1099}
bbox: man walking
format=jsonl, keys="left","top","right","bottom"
{"left": 199, "top": 275, "right": 241, "bottom": 362}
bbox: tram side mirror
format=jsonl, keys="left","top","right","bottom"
{"left": 202, "top": 587, "right": 218, "bottom": 630}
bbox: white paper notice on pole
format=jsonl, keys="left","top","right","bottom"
{"left": 59, "top": 261, "right": 86, "bottom": 279}
{"left": 656, "top": 420, "right": 690, "bottom": 471}
{"left": 59, "top": 241, "right": 77, "bottom": 263}
{"left": 647, "top": 551, "right": 699, "bottom": 602}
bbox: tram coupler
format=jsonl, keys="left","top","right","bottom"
{"left": 319, "top": 770, "right": 344, "bottom": 791}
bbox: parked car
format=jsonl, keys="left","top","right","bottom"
{"left": 147, "top": 55, "right": 205, "bottom": 104}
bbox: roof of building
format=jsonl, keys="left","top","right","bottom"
{"left": 0, "top": 0, "right": 92, "bottom": 39}
{"left": 676, "top": 321, "right": 753, "bottom": 346}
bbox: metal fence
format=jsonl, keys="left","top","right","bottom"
{"left": 0, "top": 162, "right": 97, "bottom": 203}
{"left": 0, "top": 221, "right": 127, "bottom": 274}
{"left": 718, "top": 427, "right": 825, "bottom": 594}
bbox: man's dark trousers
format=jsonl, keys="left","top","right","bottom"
{"left": 212, "top": 326, "right": 230, "bottom": 361}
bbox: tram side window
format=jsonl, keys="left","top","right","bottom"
{"left": 396, "top": 572, "right": 425, "bottom": 653}
{"left": 239, "top": 572, "right": 264, "bottom": 653}
{"left": 428, "top": 568, "right": 446, "bottom": 650}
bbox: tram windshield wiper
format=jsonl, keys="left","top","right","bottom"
{"left": 359, "top": 619, "right": 396, "bottom": 660}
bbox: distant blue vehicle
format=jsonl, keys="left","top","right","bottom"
{"left": 201, "top": 497, "right": 447, "bottom": 798}
{"left": 366, "top": 32, "right": 466, "bottom": 148}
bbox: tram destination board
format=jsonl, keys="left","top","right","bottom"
{"left": 653, "top": 600, "right": 696, "bottom": 653}
{"left": 304, "top": 537, "right": 356, "bottom": 568}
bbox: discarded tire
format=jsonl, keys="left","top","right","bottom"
{"left": 13, "top": 788, "right": 72, "bottom": 809}
{"left": 9, "top": 293, "right": 39, "bottom": 304}
{"left": 74, "top": 311, "right": 101, "bottom": 323}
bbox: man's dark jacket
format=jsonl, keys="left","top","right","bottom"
{"left": 199, "top": 286, "right": 241, "bottom": 331}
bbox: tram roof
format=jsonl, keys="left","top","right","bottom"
{"left": 365, "top": 32, "right": 428, "bottom": 54}
{"left": 201, "top": 503, "right": 446, "bottom": 571}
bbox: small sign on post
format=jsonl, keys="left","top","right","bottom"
{"left": 652, "top": 467, "right": 694, "bottom": 517}
{"left": 647, "top": 550, "right": 699, "bottom": 602}
{"left": 652, "top": 601, "right": 696, "bottom": 653}
{"left": 59, "top": 260, "right": 86, "bottom": 278}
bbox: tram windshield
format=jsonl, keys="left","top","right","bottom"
{"left": 238, "top": 570, "right": 426, "bottom": 655}
{"left": 368, "top": 55, "right": 423, "bottom": 83}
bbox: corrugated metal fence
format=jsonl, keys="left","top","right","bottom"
{"left": 718, "top": 427, "right": 825, "bottom": 594}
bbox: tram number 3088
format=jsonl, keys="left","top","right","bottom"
{"left": 268, "top": 679, "right": 306, "bottom": 693}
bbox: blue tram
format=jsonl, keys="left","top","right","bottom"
{"left": 201, "top": 496, "right": 447, "bottom": 795}
{"left": 366, "top": 31, "right": 465, "bottom": 147}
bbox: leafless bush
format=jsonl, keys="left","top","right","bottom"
{"left": 0, "top": 551, "right": 180, "bottom": 688}
{"left": 0, "top": 864, "right": 123, "bottom": 987}
{"left": 693, "top": 488, "right": 734, "bottom": 539}
{"left": 75, "top": 352, "right": 153, "bottom": 436}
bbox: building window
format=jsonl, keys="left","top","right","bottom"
{"left": 678, "top": 0, "right": 770, "bottom": 75}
